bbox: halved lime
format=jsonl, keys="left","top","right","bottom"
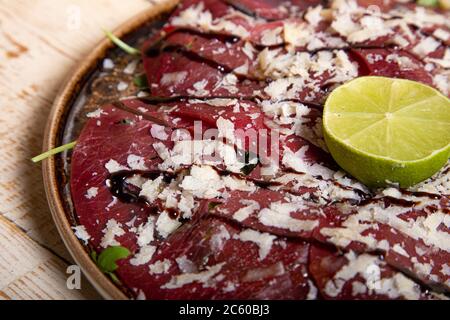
{"left": 323, "top": 76, "right": 450, "bottom": 188}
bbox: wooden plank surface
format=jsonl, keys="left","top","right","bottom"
{"left": 0, "top": 0, "right": 154, "bottom": 300}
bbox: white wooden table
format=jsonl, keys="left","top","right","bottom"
{"left": 0, "top": 0, "right": 155, "bottom": 300}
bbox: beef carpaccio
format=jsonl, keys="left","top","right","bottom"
{"left": 70, "top": 0, "right": 450, "bottom": 300}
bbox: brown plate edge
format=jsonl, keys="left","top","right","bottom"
{"left": 42, "top": 0, "right": 180, "bottom": 300}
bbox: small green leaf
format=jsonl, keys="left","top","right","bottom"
{"left": 108, "top": 272, "right": 122, "bottom": 285}
{"left": 90, "top": 251, "right": 98, "bottom": 263}
{"left": 96, "top": 246, "right": 131, "bottom": 274}
{"left": 185, "top": 41, "right": 194, "bottom": 50}
{"left": 31, "top": 141, "right": 77, "bottom": 163}
{"left": 417, "top": 0, "right": 438, "bottom": 6}
{"left": 133, "top": 74, "right": 149, "bottom": 90}
{"left": 208, "top": 202, "right": 222, "bottom": 211}
{"left": 103, "top": 29, "right": 140, "bottom": 56}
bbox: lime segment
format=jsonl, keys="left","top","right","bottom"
{"left": 323, "top": 76, "right": 450, "bottom": 188}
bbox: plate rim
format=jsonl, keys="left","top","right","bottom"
{"left": 42, "top": 0, "right": 179, "bottom": 300}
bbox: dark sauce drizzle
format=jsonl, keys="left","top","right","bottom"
{"left": 108, "top": 170, "right": 175, "bottom": 205}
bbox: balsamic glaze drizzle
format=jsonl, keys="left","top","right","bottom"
{"left": 108, "top": 170, "right": 175, "bottom": 205}
{"left": 107, "top": 166, "right": 443, "bottom": 213}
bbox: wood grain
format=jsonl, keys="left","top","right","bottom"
{"left": 0, "top": 216, "right": 99, "bottom": 300}
{"left": 0, "top": 0, "right": 154, "bottom": 300}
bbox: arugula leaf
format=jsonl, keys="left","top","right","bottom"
{"left": 208, "top": 202, "right": 222, "bottom": 211}
{"left": 96, "top": 246, "right": 131, "bottom": 274}
{"left": 417, "top": 0, "right": 438, "bottom": 6}
{"left": 185, "top": 41, "right": 194, "bottom": 50}
{"left": 133, "top": 74, "right": 149, "bottom": 90}
{"left": 91, "top": 247, "right": 130, "bottom": 285}
{"left": 109, "top": 272, "right": 121, "bottom": 285}
{"left": 31, "top": 141, "right": 77, "bottom": 163}
{"left": 103, "top": 29, "right": 140, "bottom": 56}
{"left": 240, "top": 151, "right": 259, "bottom": 175}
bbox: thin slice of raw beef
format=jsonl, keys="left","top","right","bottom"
{"left": 308, "top": 244, "right": 441, "bottom": 300}
{"left": 117, "top": 216, "right": 314, "bottom": 299}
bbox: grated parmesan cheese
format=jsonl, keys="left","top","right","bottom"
{"left": 233, "top": 200, "right": 260, "bottom": 222}
{"left": 100, "top": 219, "right": 125, "bottom": 248}
{"left": 135, "top": 219, "right": 155, "bottom": 247}
{"left": 150, "top": 124, "right": 169, "bottom": 141}
{"left": 86, "top": 108, "right": 106, "bottom": 119}
{"left": 210, "top": 225, "right": 231, "bottom": 251}
{"left": 85, "top": 187, "right": 98, "bottom": 199}
{"left": 105, "top": 159, "right": 128, "bottom": 173}
{"left": 161, "top": 71, "right": 188, "bottom": 86}
{"left": 156, "top": 211, "right": 182, "bottom": 238}
{"left": 149, "top": 259, "right": 172, "bottom": 275}
{"left": 162, "top": 262, "right": 225, "bottom": 289}
{"left": 72, "top": 225, "right": 91, "bottom": 245}
{"left": 413, "top": 37, "right": 440, "bottom": 57}
{"left": 127, "top": 154, "right": 148, "bottom": 171}
{"left": 130, "top": 245, "right": 156, "bottom": 266}
{"left": 258, "top": 201, "right": 319, "bottom": 232}
{"left": 180, "top": 166, "right": 224, "bottom": 199}
{"left": 234, "top": 229, "right": 276, "bottom": 260}
{"left": 140, "top": 176, "right": 164, "bottom": 203}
